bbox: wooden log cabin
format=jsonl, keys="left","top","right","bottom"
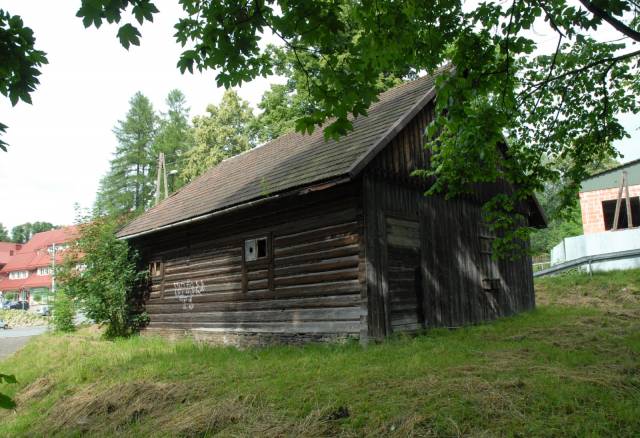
{"left": 117, "top": 74, "right": 546, "bottom": 346}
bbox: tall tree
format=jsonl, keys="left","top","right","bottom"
{"left": 10, "top": 221, "right": 56, "bottom": 243}
{"left": 180, "top": 90, "right": 257, "bottom": 183}
{"left": 0, "top": 223, "right": 9, "bottom": 241}
{"left": 95, "top": 92, "right": 156, "bottom": 216}
{"left": 72, "top": 0, "right": 640, "bottom": 252}
{"left": 4, "top": 2, "right": 640, "bottom": 250}
{"left": 153, "top": 89, "right": 194, "bottom": 192}
{"left": 255, "top": 47, "right": 404, "bottom": 143}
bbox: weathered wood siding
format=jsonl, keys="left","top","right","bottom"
{"left": 133, "top": 183, "right": 365, "bottom": 343}
{"left": 364, "top": 176, "right": 535, "bottom": 334}
{"left": 363, "top": 100, "right": 535, "bottom": 336}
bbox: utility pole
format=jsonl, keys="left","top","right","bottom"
{"left": 163, "top": 152, "right": 169, "bottom": 200}
{"left": 50, "top": 242, "right": 56, "bottom": 306}
{"left": 155, "top": 152, "right": 170, "bottom": 205}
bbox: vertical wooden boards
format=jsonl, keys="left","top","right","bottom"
{"left": 386, "top": 217, "right": 422, "bottom": 333}
{"left": 363, "top": 175, "right": 388, "bottom": 339}
{"left": 363, "top": 177, "right": 536, "bottom": 335}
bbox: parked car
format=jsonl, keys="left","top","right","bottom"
{"left": 8, "top": 301, "right": 29, "bottom": 310}
{"left": 36, "top": 306, "right": 50, "bottom": 317}
{"left": 0, "top": 320, "right": 7, "bottom": 329}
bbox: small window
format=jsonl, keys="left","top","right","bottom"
{"left": 482, "top": 278, "right": 501, "bottom": 291}
{"left": 602, "top": 197, "right": 640, "bottom": 230}
{"left": 150, "top": 261, "right": 163, "bottom": 277}
{"left": 245, "top": 237, "right": 268, "bottom": 262}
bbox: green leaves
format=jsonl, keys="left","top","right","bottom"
{"left": 117, "top": 23, "right": 141, "bottom": 50}
{"left": 76, "top": 1, "right": 159, "bottom": 50}
{"left": 57, "top": 215, "right": 147, "bottom": 338}
{"left": 132, "top": 0, "right": 159, "bottom": 25}
{"left": 181, "top": 90, "right": 257, "bottom": 183}
{"left": 0, "top": 9, "right": 48, "bottom": 150}
{"left": 0, "top": 373, "right": 17, "bottom": 410}
{"left": 0, "top": 374, "right": 16, "bottom": 384}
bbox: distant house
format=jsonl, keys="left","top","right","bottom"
{"left": 0, "top": 242, "right": 22, "bottom": 272}
{"left": 580, "top": 159, "right": 640, "bottom": 234}
{"left": 118, "top": 74, "right": 546, "bottom": 345}
{"left": 0, "top": 227, "right": 78, "bottom": 303}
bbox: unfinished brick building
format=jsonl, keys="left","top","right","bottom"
{"left": 579, "top": 159, "right": 640, "bottom": 234}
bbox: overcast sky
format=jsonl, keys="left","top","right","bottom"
{"left": 0, "top": 1, "right": 638, "bottom": 232}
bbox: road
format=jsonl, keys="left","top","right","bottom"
{"left": 0, "top": 326, "right": 48, "bottom": 360}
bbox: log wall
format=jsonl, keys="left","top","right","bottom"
{"left": 134, "top": 182, "right": 365, "bottom": 345}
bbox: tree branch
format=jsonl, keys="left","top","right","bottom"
{"left": 522, "top": 48, "right": 640, "bottom": 96}
{"left": 578, "top": 0, "right": 640, "bottom": 42}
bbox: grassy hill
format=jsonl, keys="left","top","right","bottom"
{"left": 1, "top": 270, "right": 640, "bottom": 437}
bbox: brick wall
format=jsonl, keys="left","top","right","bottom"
{"left": 579, "top": 184, "right": 640, "bottom": 234}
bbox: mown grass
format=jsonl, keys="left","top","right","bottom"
{"left": 1, "top": 270, "right": 640, "bottom": 436}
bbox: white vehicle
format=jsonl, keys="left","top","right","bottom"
{"left": 0, "top": 320, "right": 8, "bottom": 329}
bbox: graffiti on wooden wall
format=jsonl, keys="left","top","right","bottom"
{"left": 173, "top": 279, "right": 205, "bottom": 310}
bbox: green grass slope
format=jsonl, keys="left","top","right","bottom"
{"left": 1, "top": 270, "right": 640, "bottom": 437}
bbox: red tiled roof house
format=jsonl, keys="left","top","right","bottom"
{"left": 0, "top": 227, "right": 79, "bottom": 303}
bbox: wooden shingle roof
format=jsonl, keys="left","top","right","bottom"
{"left": 118, "top": 74, "right": 439, "bottom": 239}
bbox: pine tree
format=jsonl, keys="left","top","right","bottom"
{"left": 180, "top": 90, "right": 257, "bottom": 183}
{"left": 95, "top": 92, "right": 157, "bottom": 216}
{"left": 153, "top": 89, "right": 193, "bottom": 192}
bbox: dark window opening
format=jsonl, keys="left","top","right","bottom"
{"left": 257, "top": 238, "right": 267, "bottom": 258}
{"left": 150, "top": 261, "right": 163, "bottom": 277}
{"left": 602, "top": 197, "right": 640, "bottom": 230}
{"left": 245, "top": 237, "right": 269, "bottom": 262}
{"left": 482, "top": 278, "right": 501, "bottom": 292}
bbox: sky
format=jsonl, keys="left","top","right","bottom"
{"left": 0, "top": 1, "right": 638, "bottom": 232}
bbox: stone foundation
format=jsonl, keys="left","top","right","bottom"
{"left": 141, "top": 327, "right": 358, "bottom": 348}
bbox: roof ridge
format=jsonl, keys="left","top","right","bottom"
{"left": 118, "top": 71, "right": 445, "bottom": 239}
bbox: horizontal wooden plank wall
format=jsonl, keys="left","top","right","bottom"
{"left": 133, "top": 183, "right": 365, "bottom": 341}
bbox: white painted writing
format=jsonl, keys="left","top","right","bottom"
{"left": 173, "top": 279, "right": 205, "bottom": 310}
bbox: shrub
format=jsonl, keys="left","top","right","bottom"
{"left": 57, "top": 216, "right": 147, "bottom": 338}
{"left": 51, "top": 290, "right": 75, "bottom": 333}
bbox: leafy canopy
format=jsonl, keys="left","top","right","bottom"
{"left": 74, "top": 0, "right": 640, "bottom": 252}
{"left": 0, "top": 9, "right": 48, "bottom": 151}
{"left": 10, "top": 222, "right": 56, "bottom": 244}
{"left": 3, "top": 0, "right": 640, "bottom": 251}
{"left": 181, "top": 90, "right": 258, "bottom": 183}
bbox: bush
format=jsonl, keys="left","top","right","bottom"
{"left": 51, "top": 291, "right": 75, "bottom": 333}
{"left": 57, "top": 216, "right": 147, "bottom": 338}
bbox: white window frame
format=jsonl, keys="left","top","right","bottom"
{"left": 9, "top": 270, "right": 29, "bottom": 280}
{"left": 37, "top": 267, "right": 52, "bottom": 276}
{"left": 244, "top": 237, "right": 269, "bottom": 262}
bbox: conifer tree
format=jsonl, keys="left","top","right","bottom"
{"left": 153, "top": 89, "right": 193, "bottom": 191}
{"left": 95, "top": 92, "right": 156, "bottom": 216}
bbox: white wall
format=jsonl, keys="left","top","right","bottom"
{"left": 550, "top": 228, "right": 640, "bottom": 272}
